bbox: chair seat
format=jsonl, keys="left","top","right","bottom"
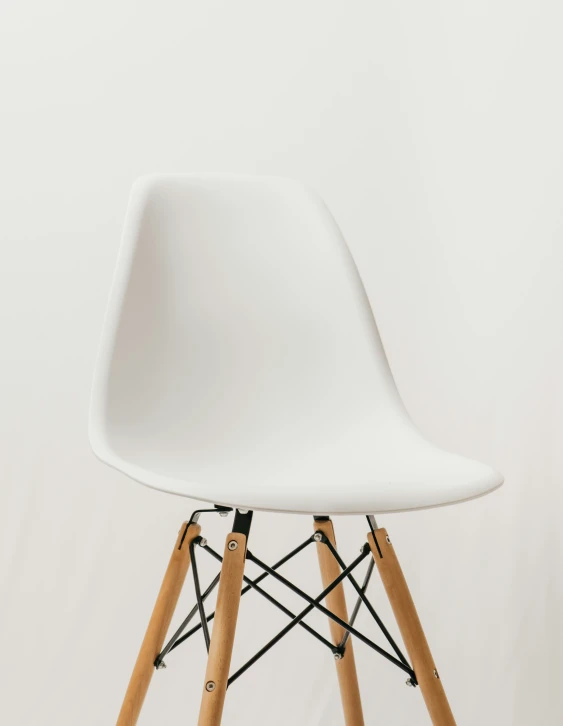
{"left": 96, "top": 419, "right": 503, "bottom": 515}
{"left": 90, "top": 174, "right": 503, "bottom": 516}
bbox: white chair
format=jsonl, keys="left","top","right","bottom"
{"left": 90, "top": 174, "right": 502, "bottom": 726}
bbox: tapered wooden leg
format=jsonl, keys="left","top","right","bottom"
{"left": 197, "top": 531, "right": 247, "bottom": 726}
{"left": 367, "top": 528, "right": 456, "bottom": 726}
{"left": 314, "top": 518, "right": 365, "bottom": 726}
{"left": 116, "top": 521, "right": 201, "bottom": 726}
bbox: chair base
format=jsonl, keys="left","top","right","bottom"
{"left": 115, "top": 508, "right": 457, "bottom": 726}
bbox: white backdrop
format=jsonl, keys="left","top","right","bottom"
{"left": 1, "top": 1, "right": 562, "bottom": 724}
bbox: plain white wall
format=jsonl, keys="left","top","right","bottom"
{"left": 1, "top": 1, "right": 562, "bottom": 724}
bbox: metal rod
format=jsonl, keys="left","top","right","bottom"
{"left": 202, "top": 544, "right": 335, "bottom": 651}
{"left": 168, "top": 536, "right": 315, "bottom": 654}
{"left": 188, "top": 506, "right": 233, "bottom": 526}
{"left": 340, "top": 558, "right": 374, "bottom": 649}
{"left": 245, "top": 548, "right": 415, "bottom": 679}
{"left": 156, "top": 571, "right": 221, "bottom": 665}
{"left": 228, "top": 548, "right": 372, "bottom": 686}
{"left": 169, "top": 613, "right": 214, "bottom": 652}
{"left": 367, "top": 514, "right": 379, "bottom": 532}
{"left": 189, "top": 541, "right": 211, "bottom": 652}
{"left": 323, "top": 538, "right": 410, "bottom": 667}
{"left": 366, "top": 515, "right": 382, "bottom": 558}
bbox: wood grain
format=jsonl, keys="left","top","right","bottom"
{"left": 197, "top": 532, "right": 247, "bottom": 726}
{"left": 367, "top": 529, "right": 456, "bottom": 726}
{"left": 315, "top": 518, "right": 365, "bottom": 726}
{"left": 116, "top": 521, "right": 201, "bottom": 726}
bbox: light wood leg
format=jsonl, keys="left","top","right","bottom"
{"left": 197, "top": 531, "right": 247, "bottom": 726}
{"left": 367, "top": 528, "right": 456, "bottom": 726}
{"left": 315, "top": 518, "right": 365, "bottom": 726}
{"left": 116, "top": 521, "right": 201, "bottom": 726}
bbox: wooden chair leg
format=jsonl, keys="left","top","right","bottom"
{"left": 116, "top": 521, "right": 201, "bottom": 726}
{"left": 367, "top": 528, "right": 456, "bottom": 726}
{"left": 197, "top": 531, "right": 247, "bottom": 726}
{"left": 314, "top": 518, "right": 365, "bottom": 726}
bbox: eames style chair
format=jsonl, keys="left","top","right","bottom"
{"left": 89, "top": 174, "right": 503, "bottom": 726}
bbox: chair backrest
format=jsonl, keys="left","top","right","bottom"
{"left": 89, "top": 174, "right": 412, "bottom": 496}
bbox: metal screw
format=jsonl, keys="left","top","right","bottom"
{"left": 313, "top": 532, "right": 323, "bottom": 542}
{"left": 238, "top": 509, "right": 248, "bottom": 514}
{"left": 199, "top": 537, "right": 208, "bottom": 547}
{"left": 156, "top": 661, "right": 167, "bottom": 670}
{"left": 219, "top": 511, "right": 228, "bottom": 517}
{"left": 205, "top": 681, "right": 216, "bottom": 692}
{"left": 406, "top": 678, "right": 414, "bottom": 687}
{"left": 228, "top": 540, "right": 238, "bottom": 550}
{"left": 434, "top": 670, "right": 439, "bottom": 679}
{"left": 386, "top": 535, "right": 391, "bottom": 544}
{"left": 333, "top": 652, "right": 342, "bottom": 660}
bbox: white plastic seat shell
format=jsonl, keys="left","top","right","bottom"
{"left": 89, "top": 174, "right": 503, "bottom": 515}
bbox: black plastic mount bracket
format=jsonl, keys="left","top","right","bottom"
{"left": 231, "top": 509, "right": 253, "bottom": 538}
{"left": 188, "top": 504, "right": 233, "bottom": 526}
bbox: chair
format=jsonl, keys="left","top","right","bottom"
{"left": 89, "top": 173, "right": 503, "bottom": 726}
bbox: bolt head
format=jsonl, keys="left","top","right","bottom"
{"left": 406, "top": 678, "right": 414, "bottom": 687}
{"left": 333, "top": 652, "right": 342, "bottom": 660}
{"left": 156, "top": 661, "right": 167, "bottom": 670}
{"left": 433, "top": 669, "right": 440, "bottom": 679}
{"left": 313, "top": 532, "right": 323, "bottom": 542}
{"left": 199, "top": 537, "right": 208, "bottom": 547}
{"left": 205, "top": 681, "right": 216, "bottom": 692}
{"left": 219, "top": 511, "right": 228, "bottom": 517}
{"left": 386, "top": 535, "right": 391, "bottom": 544}
{"left": 228, "top": 540, "right": 238, "bottom": 550}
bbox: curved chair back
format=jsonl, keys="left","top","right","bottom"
{"left": 89, "top": 174, "right": 411, "bottom": 504}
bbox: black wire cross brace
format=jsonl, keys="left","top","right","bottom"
{"left": 154, "top": 519, "right": 417, "bottom": 687}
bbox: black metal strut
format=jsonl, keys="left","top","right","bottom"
{"left": 319, "top": 533, "right": 410, "bottom": 667}
{"left": 154, "top": 508, "right": 416, "bottom": 688}
{"left": 342, "top": 557, "right": 374, "bottom": 647}
{"left": 202, "top": 540, "right": 337, "bottom": 654}
{"left": 227, "top": 546, "right": 374, "bottom": 685}
{"left": 190, "top": 539, "right": 211, "bottom": 652}
{"left": 244, "top": 548, "right": 415, "bottom": 681}
{"left": 160, "top": 535, "right": 319, "bottom": 658}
